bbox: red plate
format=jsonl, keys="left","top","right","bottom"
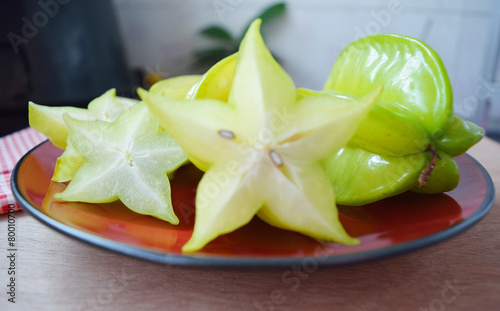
{"left": 12, "top": 141, "right": 494, "bottom": 267}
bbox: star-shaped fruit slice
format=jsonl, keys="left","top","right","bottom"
{"left": 150, "top": 75, "right": 202, "bottom": 99}
{"left": 29, "top": 88, "right": 138, "bottom": 149}
{"left": 52, "top": 140, "right": 85, "bottom": 182}
{"left": 53, "top": 74, "right": 202, "bottom": 183}
{"left": 54, "top": 102, "right": 187, "bottom": 224}
{"left": 139, "top": 19, "right": 382, "bottom": 252}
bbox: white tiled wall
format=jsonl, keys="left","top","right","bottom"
{"left": 112, "top": 0, "right": 500, "bottom": 131}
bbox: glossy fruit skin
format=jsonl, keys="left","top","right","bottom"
{"left": 322, "top": 33, "right": 483, "bottom": 204}
{"left": 411, "top": 152, "right": 459, "bottom": 194}
{"left": 297, "top": 88, "right": 429, "bottom": 157}
{"left": 435, "top": 115, "right": 485, "bottom": 157}
{"left": 324, "top": 33, "right": 453, "bottom": 138}
{"left": 323, "top": 146, "right": 427, "bottom": 205}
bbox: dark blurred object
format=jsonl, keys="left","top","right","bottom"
{"left": 0, "top": 0, "right": 133, "bottom": 136}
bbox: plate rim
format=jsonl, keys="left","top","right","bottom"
{"left": 11, "top": 140, "right": 496, "bottom": 268}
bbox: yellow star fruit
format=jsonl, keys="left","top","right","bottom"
{"left": 139, "top": 19, "right": 382, "bottom": 252}
{"left": 54, "top": 103, "right": 187, "bottom": 223}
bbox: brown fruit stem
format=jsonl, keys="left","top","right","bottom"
{"left": 418, "top": 144, "right": 440, "bottom": 187}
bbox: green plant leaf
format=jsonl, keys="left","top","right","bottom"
{"left": 240, "top": 2, "right": 287, "bottom": 40}
{"left": 258, "top": 2, "right": 286, "bottom": 24}
{"left": 199, "top": 26, "right": 234, "bottom": 42}
{"left": 193, "top": 2, "right": 286, "bottom": 70}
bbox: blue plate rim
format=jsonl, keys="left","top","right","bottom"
{"left": 11, "top": 140, "right": 495, "bottom": 268}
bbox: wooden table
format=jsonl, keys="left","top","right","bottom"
{"left": 1, "top": 138, "right": 499, "bottom": 311}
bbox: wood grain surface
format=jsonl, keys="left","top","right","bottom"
{"left": 1, "top": 138, "right": 499, "bottom": 311}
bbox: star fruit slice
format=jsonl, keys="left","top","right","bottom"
{"left": 52, "top": 77, "right": 202, "bottom": 183}
{"left": 139, "top": 19, "right": 382, "bottom": 252}
{"left": 54, "top": 102, "right": 188, "bottom": 224}
{"left": 150, "top": 75, "right": 202, "bottom": 99}
{"left": 322, "top": 33, "right": 483, "bottom": 204}
{"left": 30, "top": 89, "right": 139, "bottom": 182}
{"left": 29, "top": 88, "right": 138, "bottom": 149}
{"left": 52, "top": 140, "right": 85, "bottom": 182}
{"left": 183, "top": 55, "right": 429, "bottom": 205}
{"left": 148, "top": 54, "right": 237, "bottom": 103}
{"left": 186, "top": 53, "right": 237, "bottom": 101}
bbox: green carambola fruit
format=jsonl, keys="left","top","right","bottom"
{"left": 322, "top": 33, "right": 484, "bottom": 205}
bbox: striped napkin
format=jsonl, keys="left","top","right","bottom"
{"left": 0, "top": 128, "right": 46, "bottom": 213}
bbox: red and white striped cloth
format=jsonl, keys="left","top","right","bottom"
{"left": 0, "top": 127, "right": 46, "bottom": 213}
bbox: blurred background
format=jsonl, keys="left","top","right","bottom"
{"left": 1, "top": 0, "right": 500, "bottom": 142}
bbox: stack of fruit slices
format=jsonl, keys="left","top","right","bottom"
{"left": 28, "top": 19, "right": 483, "bottom": 253}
